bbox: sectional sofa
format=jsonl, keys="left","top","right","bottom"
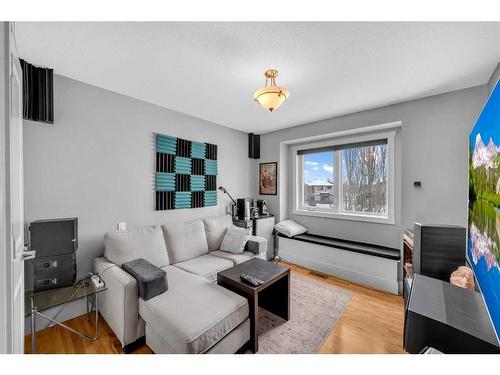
{"left": 93, "top": 214, "right": 267, "bottom": 353}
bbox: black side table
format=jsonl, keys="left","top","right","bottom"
{"left": 217, "top": 258, "right": 290, "bottom": 353}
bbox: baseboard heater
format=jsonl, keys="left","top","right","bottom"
{"left": 277, "top": 233, "right": 401, "bottom": 294}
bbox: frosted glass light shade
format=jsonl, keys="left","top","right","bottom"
{"left": 254, "top": 86, "right": 289, "bottom": 112}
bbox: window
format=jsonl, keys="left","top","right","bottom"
{"left": 303, "top": 150, "right": 335, "bottom": 209}
{"left": 293, "top": 131, "right": 396, "bottom": 224}
{"left": 341, "top": 143, "right": 387, "bottom": 214}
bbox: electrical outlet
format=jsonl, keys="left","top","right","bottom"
{"left": 118, "top": 222, "right": 127, "bottom": 231}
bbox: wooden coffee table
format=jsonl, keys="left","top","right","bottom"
{"left": 217, "top": 258, "right": 290, "bottom": 353}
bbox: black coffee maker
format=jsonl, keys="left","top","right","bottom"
{"left": 256, "top": 199, "right": 268, "bottom": 216}
{"left": 237, "top": 198, "right": 254, "bottom": 220}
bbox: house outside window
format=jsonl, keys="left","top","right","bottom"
{"left": 293, "top": 129, "right": 396, "bottom": 224}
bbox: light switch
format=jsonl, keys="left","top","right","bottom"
{"left": 118, "top": 222, "right": 127, "bottom": 231}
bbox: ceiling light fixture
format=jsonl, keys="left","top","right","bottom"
{"left": 254, "top": 69, "right": 289, "bottom": 112}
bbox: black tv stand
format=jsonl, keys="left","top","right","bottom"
{"left": 404, "top": 274, "right": 500, "bottom": 353}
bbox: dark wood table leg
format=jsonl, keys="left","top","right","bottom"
{"left": 258, "top": 272, "right": 290, "bottom": 321}
{"left": 248, "top": 292, "right": 258, "bottom": 353}
{"left": 217, "top": 266, "right": 291, "bottom": 354}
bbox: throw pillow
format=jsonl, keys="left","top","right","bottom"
{"left": 220, "top": 225, "right": 251, "bottom": 254}
{"left": 275, "top": 219, "right": 308, "bottom": 237}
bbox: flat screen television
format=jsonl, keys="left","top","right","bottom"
{"left": 468, "top": 79, "right": 500, "bottom": 344}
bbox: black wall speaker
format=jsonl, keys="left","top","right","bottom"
{"left": 20, "top": 59, "right": 54, "bottom": 124}
{"left": 248, "top": 133, "right": 260, "bottom": 159}
{"left": 237, "top": 198, "right": 254, "bottom": 220}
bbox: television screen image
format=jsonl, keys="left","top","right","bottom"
{"left": 468, "top": 79, "right": 500, "bottom": 343}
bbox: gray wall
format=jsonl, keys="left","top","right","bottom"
{"left": 257, "top": 85, "right": 486, "bottom": 249}
{"left": 24, "top": 74, "right": 254, "bottom": 278}
{"left": 487, "top": 62, "right": 500, "bottom": 96}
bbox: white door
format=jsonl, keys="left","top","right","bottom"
{"left": 8, "top": 22, "right": 25, "bottom": 354}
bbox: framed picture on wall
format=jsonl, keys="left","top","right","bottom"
{"left": 259, "top": 162, "right": 277, "bottom": 195}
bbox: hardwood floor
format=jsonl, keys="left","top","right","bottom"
{"left": 286, "top": 262, "right": 405, "bottom": 354}
{"left": 25, "top": 262, "right": 405, "bottom": 354}
{"left": 24, "top": 311, "right": 152, "bottom": 354}
{"left": 24, "top": 312, "right": 151, "bottom": 354}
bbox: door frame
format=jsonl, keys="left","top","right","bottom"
{"left": 9, "top": 20, "right": 24, "bottom": 354}
{"left": 0, "top": 21, "right": 25, "bottom": 354}
{"left": 0, "top": 21, "right": 10, "bottom": 355}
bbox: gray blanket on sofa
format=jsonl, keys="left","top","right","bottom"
{"left": 122, "top": 258, "right": 168, "bottom": 301}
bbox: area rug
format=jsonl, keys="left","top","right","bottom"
{"left": 256, "top": 273, "right": 352, "bottom": 354}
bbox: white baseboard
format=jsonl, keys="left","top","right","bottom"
{"left": 278, "top": 237, "right": 400, "bottom": 294}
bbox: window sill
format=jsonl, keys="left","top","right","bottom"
{"left": 292, "top": 208, "right": 395, "bottom": 225}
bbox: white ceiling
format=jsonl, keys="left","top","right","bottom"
{"left": 15, "top": 22, "right": 500, "bottom": 134}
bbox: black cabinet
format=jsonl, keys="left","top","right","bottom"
{"left": 404, "top": 274, "right": 499, "bottom": 354}
{"left": 413, "top": 224, "right": 466, "bottom": 281}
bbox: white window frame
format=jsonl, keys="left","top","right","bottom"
{"left": 292, "top": 130, "right": 396, "bottom": 225}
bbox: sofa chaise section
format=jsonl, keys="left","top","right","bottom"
{"left": 139, "top": 265, "right": 249, "bottom": 353}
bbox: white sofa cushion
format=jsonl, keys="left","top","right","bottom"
{"left": 139, "top": 265, "right": 249, "bottom": 353}
{"left": 210, "top": 250, "right": 256, "bottom": 265}
{"left": 162, "top": 219, "right": 209, "bottom": 264}
{"left": 220, "top": 225, "right": 251, "bottom": 254}
{"left": 104, "top": 225, "right": 169, "bottom": 267}
{"left": 203, "top": 214, "right": 233, "bottom": 251}
{"left": 173, "top": 254, "right": 233, "bottom": 283}
{"left": 275, "top": 219, "right": 308, "bottom": 238}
